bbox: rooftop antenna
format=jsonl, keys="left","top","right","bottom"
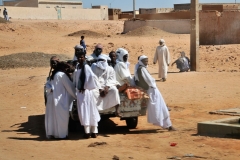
{"left": 110, "top": 0, "right": 115, "bottom": 8}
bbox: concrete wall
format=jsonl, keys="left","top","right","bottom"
{"left": 139, "top": 8, "right": 173, "bottom": 14}
{"left": 109, "top": 14, "right": 118, "bottom": 20}
{"left": 119, "top": 11, "right": 190, "bottom": 20}
{"left": 108, "top": 8, "right": 121, "bottom": 15}
{"left": 0, "top": 6, "right": 108, "bottom": 20}
{"left": 123, "top": 20, "right": 190, "bottom": 34}
{"left": 38, "top": 3, "right": 83, "bottom": 9}
{"left": 199, "top": 11, "right": 240, "bottom": 45}
{"left": 123, "top": 11, "right": 240, "bottom": 45}
{"left": 174, "top": 3, "right": 192, "bottom": 10}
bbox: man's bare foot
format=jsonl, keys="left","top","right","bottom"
{"left": 168, "top": 126, "right": 177, "bottom": 131}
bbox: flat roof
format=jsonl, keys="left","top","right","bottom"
{"left": 39, "top": 0, "right": 82, "bottom": 3}
{"left": 39, "top": 1, "right": 82, "bottom": 5}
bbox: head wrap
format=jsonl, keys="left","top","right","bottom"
{"left": 159, "top": 39, "right": 165, "bottom": 46}
{"left": 134, "top": 55, "right": 148, "bottom": 81}
{"left": 96, "top": 54, "right": 108, "bottom": 70}
{"left": 116, "top": 48, "right": 124, "bottom": 57}
{"left": 74, "top": 44, "right": 84, "bottom": 49}
{"left": 116, "top": 48, "right": 128, "bottom": 62}
{"left": 116, "top": 48, "right": 130, "bottom": 68}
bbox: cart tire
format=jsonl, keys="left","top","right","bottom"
{"left": 126, "top": 117, "right": 138, "bottom": 129}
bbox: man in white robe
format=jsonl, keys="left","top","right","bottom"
{"left": 153, "top": 39, "right": 170, "bottom": 82}
{"left": 91, "top": 55, "right": 121, "bottom": 116}
{"left": 135, "top": 55, "right": 176, "bottom": 131}
{"left": 114, "top": 48, "right": 134, "bottom": 86}
{"left": 50, "top": 62, "right": 77, "bottom": 139}
{"left": 45, "top": 80, "right": 57, "bottom": 139}
{"left": 73, "top": 51, "right": 101, "bottom": 138}
{"left": 45, "top": 56, "right": 59, "bottom": 139}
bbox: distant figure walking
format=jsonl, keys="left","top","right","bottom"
{"left": 80, "top": 36, "right": 87, "bottom": 53}
{"left": 153, "top": 39, "right": 170, "bottom": 82}
{"left": 3, "top": 8, "right": 9, "bottom": 21}
{"left": 171, "top": 51, "right": 190, "bottom": 72}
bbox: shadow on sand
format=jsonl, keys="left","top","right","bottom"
{"left": 4, "top": 115, "right": 161, "bottom": 141}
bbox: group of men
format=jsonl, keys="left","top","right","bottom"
{"left": 45, "top": 39, "right": 176, "bottom": 140}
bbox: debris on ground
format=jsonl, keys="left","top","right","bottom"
{"left": 112, "top": 155, "right": 120, "bottom": 160}
{"left": 167, "top": 154, "right": 207, "bottom": 159}
{"left": 0, "top": 52, "right": 70, "bottom": 69}
{"left": 88, "top": 142, "right": 107, "bottom": 147}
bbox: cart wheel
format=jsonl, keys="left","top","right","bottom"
{"left": 125, "top": 117, "right": 138, "bottom": 129}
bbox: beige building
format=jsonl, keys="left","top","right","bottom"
{"left": 108, "top": 8, "right": 121, "bottom": 20}
{"left": 38, "top": 0, "right": 83, "bottom": 9}
{"left": 174, "top": 3, "right": 240, "bottom": 11}
{"left": 139, "top": 8, "right": 174, "bottom": 14}
{"left": 2, "top": 0, "right": 83, "bottom": 9}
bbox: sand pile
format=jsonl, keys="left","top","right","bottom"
{"left": 68, "top": 30, "right": 106, "bottom": 37}
{"left": 123, "top": 26, "right": 172, "bottom": 36}
{"left": 0, "top": 52, "right": 70, "bottom": 69}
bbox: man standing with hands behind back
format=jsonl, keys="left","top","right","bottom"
{"left": 153, "top": 39, "right": 170, "bottom": 82}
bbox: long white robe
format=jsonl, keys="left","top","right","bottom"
{"left": 72, "top": 65, "right": 101, "bottom": 127}
{"left": 50, "top": 72, "right": 76, "bottom": 138}
{"left": 138, "top": 66, "right": 172, "bottom": 128}
{"left": 153, "top": 45, "right": 170, "bottom": 79}
{"left": 91, "top": 63, "right": 120, "bottom": 110}
{"left": 114, "top": 62, "right": 133, "bottom": 86}
{"left": 45, "top": 79, "right": 57, "bottom": 138}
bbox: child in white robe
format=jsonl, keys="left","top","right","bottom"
{"left": 73, "top": 51, "right": 101, "bottom": 138}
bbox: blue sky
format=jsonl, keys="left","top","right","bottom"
{"left": 83, "top": 0, "right": 237, "bottom": 11}
{"left": 0, "top": 0, "right": 237, "bottom": 10}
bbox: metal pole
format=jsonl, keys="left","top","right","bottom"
{"left": 133, "top": 0, "right": 136, "bottom": 19}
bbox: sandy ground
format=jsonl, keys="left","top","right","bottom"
{"left": 0, "top": 19, "right": 240, "bottom": 160}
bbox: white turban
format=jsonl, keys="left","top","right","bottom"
{"left": 159, "top": 39, "right": 165, "bottom": 46}
{"left": 116, "top": 48, "right": 128, "bottom": 62}
{"left": 74, "top": 44, "right": 84, "bottom": 49}
{"left": 116, "top": 48, "right": 130, "bottom": 69}
{"left": 159, "top": 39, "right": 165, "bottom": 43}
{"left": 96, "top": 54, "right": 108, "bottom": 70}
{"left": 134, "top": 55, "right": 148, "bottom": 81}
